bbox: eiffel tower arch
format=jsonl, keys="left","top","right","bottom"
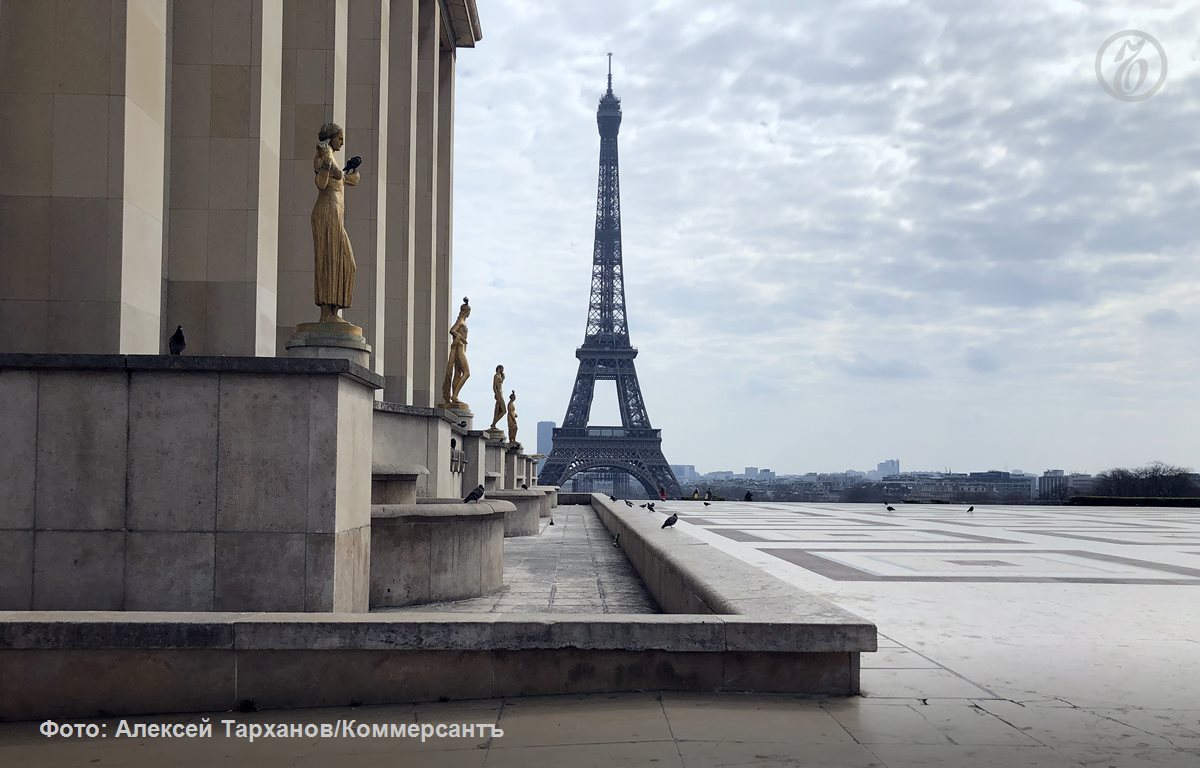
{"left": 538, "top": 59, "right": 681, "bottom": 499}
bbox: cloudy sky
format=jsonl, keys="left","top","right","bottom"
{"left": 450, "top": 0, "right": 1200, "bottom": 477}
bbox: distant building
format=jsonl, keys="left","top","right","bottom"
{"left": 877, "top": 459, "right": 900, "bottom": 478}
{"left": 670, "top": 464, "right": 699, "bottom": 484}
{"left": 536, "top": 421, "right": 555, "bottom": 473}
{"left": 1067, "top": 473, "right": 1095, "bottom": 496}
{"left": 1040, "top": 470, "right": 1066, "bottom": 500}
{"left": 744, "top": 466, "right": 759, "bottom": 479}
{"left": 758, "top": 468, "right": 776, "bottom": 482}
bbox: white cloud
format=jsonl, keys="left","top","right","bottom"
{"left": 452, "top": 0, "right": 1200, "bottom": 475}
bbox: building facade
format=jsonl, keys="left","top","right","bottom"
{"left": 0, "top": 0, "right": 482, "bottom": 407}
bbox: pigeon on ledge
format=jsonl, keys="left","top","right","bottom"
{"left": 661, "top": 513, "right": 678, "bottom": 529}
{"left": 168, "top": 325, "right": 186, "bottom": 355}
{"left": 463, "top": 484, "right": 484, "bottom": 503}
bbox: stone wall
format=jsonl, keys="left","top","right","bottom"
{"left": 0, "top": 354, "right": 379, "bottom": 612}
{"left": 371, "top": 402, "right": 463, "bottom": 497}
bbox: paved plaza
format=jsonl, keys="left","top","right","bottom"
{"left": 3, "top": 502, "right": 1198, "bottom": 767}
{"left": 399, "top": 505, "right": 659, "bottom": 615}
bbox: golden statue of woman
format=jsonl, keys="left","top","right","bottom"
{"left": 488, "top": 365, "right": 506, "bottom": 430}
{"left": 506, "top": 390, "right": 518, "bottom": 444}
{"left": 440, "top": 298, "right": 471, "bottom": 408}
{"left": 312, "top": 122, "right": 360, "bottom": 322}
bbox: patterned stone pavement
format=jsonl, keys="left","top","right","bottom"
{"left": 400, "top": 504, "right": 659, "bottom": 614}
{"left": 5, "top": 502, "right": 1199, "bottom": 766}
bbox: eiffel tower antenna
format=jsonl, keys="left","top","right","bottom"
{"left": 538, "top": 66, "right": 680, "bottom": 498}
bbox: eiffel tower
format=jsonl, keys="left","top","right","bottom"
{"left": 538, "top": 58, "right": 681, "bottom": 499}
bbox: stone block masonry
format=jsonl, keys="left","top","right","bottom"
{"left": 0, "top": 354, "right": 381, "bottom": 612}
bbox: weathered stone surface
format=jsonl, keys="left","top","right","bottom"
{"left": 35, "top": 371, "right": 127, "bottom": 530}
{"left": 32, "top": 531, "right": 125, "bottom": 610}
{"left": 214, "top": 531, "right": 306, "bottom": 611}
{"left": 0, "top": 370, "right": 37, "bottom": 530}
{"left": 236, "top": 649, "right": 494, "bottom": 709}
{"left": 0, "top": 531, "right": 34, "bottom": 609}
{"left": 369, "top": 503, "right": 505, "bottom": 608}
{"left": 127, "top": 372, "right": 219, "bottom": 531}
{"left": 0, "top": 649, "right": 236, "bottom": 720}
{"left": 492, "top": 649, "right": 722, "bottom": 697}
{"left": 486, "top": 490, "right": 541, "bottom": 537}
{"left": 125, "top": 531, "right": 215, "bottom": 611}
{"left": 216, "top": 374, "right": 310, "bottom": 532}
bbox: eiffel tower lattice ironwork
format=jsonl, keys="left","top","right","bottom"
{"left": 538, "top": 59, "right": 681, "bottom": 498}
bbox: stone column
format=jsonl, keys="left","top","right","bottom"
{"left": 341, "top": 0, "right": 387, "bottom": 378}
{"left": 381, "top": 0, "right": 418, "bottom": 404}
{"left": 461, "top": 431, "right": 487, "bottom": 497}
{"left": 165, "top": 0, "right": 283, "bottom": 357}
{"left": 432, "top": 46, "right": 455, "bottom": 390}
{"left": 504, "top": 447, "right": 519, "bottom": 490}
{"left": 0, "top": 0, "right": 168, "bottom": 354}
{"left": 410, "top": 0, "right": 440, "bottom": 406}
{"left": 275, "top": 0, "right": 348, "bottom": 352}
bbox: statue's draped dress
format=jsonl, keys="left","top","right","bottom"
{"left": 312, "top": 145, "right": 356, "bottom": 309}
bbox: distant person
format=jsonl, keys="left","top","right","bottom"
{"left": 744, "top": 490, "right": 753, "bottom": 502}
{"left": 691, "top": 489, "right": 700, "bottom": 500}
{"left": 658, "top": 486, "right": 668, "bottom": 501}
{"left": 704, "top": 489, "right": 713, "bottom": 501}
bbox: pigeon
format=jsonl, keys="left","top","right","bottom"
{"left": 608, "top": 495, "right": 617, "bottom": 502}
{"left": 549, "top": 517, "right": 554, "bottom": 525}
{"left": 521, "top": 482, "right": 529, "bottom": 490}
{"left": 624, "top": 500, "right": 633, "bottom": 507}
{"left": 463, "top": 484, "right": 484, "bottom": 503}
{"left": 457, "top": 420, "right": 467, "bottom": 428}
{"left": 342, "top": 155, "right": 362, "bottom": 174}
{"left": 886, "top": 505, "right": 895, "bottom": 512}
{"left": 661, "top": 513, "right": 678, "bottom": 529}
{"left": 612, "top": 533, "right": 620, "bottom": 547}
{"left": 967, "top": 505, "right": 974, "bottom": 513}
{"left": 639, "top": 503, "right": 648, "bottom": 508}
{"left": 647, "top": 502, "right": 655, "bottom": 513}
{"left": 703, "top": 502, "right": 711, "bottom": 507}
{"left": 168, "top": 325, "right": 186, "bottom": 355}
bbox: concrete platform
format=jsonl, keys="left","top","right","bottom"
{"left": 482, "top": 489, "right": 542, "bottom": 536}
{"left": 0, "top": 496, "right": 877, "bottom": 720}
{"left": 369, "top": 502, "right": 508, "bottom": 608}
{"left": 4, "top": 503, "right": 1198, "bottom": 765}
{"left": 400, "top": 505, "right": 658, "bottom": 614}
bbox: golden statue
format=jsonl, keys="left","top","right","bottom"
{"left": 488, "top": 365, "right": 506, "bottom": 430}
{"left": 440, "top": 298, "right": 471, "bottom": 408}
{"left": 312, "top": 122, "right": 361, "bottom": 322}
{"left": 506, "top": 390, "right": 518, "bottom": 444}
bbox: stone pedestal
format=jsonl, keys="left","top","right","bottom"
{"left": 439, "top": 405, "right": 474, "bottom": 431}
{"left": 286, "top": 322, "right": 373, "bottom": 367}
{"left": 483, "top": 427, "right": 505, "bottom": 441}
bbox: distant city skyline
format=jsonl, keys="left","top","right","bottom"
{"left": 455, "top": 2, "right": 1200, "bottom": 477}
